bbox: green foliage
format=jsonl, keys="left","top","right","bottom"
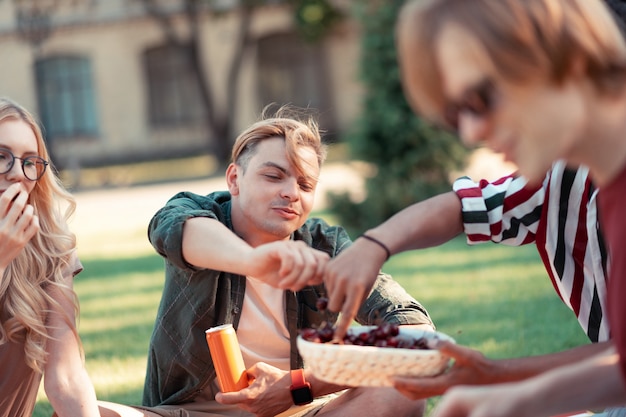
{"left": 292, "top": 0, "right": 344, "bottom": 42}
{"left": 328, "top": 1, "right": 468, "bottom": 235}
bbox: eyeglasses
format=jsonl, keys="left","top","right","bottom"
{"left": 0, "top": 148, "right": 48, "bottom": 181}
{"left": 443, "top": 78, "right": 498, "bottom": 131}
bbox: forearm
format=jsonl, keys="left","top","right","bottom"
{"left": 488, "top": 341, "right": 612, "bottom": 383}
{"left": 525, "top": 346, "right": 626, "bottom": 416}
{"left": 305, "top": 369, "right": 350, "bottom": 398}
{"left": 44, "top": 276, "right": 99, "bottom": 417}
{"left": 46, "top": 369, "right": 99, "bottom": 417}
{"left": 182, "top": 217, "right": 255, "bottom": 273}
{"left": 364, "top": 191, "right": 463, "bottom": 256}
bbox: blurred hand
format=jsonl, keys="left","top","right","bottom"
{"left": 246, "top": 240, "right": 330, "bottom": 291}
{"left": 324, "top": 238, "right": 387, "bottom": 340}
{"left": 215, "top": 362, "right": 292, "bottom": 417}
{"left": 429, "top": 383, "right": 534, "bottom": 417}
{"left": 393, "top": 340, "right": 500, "bottom": 400}
{"left": 0, "top": 183, "right": 39, "bottom": 270}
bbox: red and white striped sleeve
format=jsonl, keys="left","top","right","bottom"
{"left": 452, "top": 173, "right": 547, "bottom": 246}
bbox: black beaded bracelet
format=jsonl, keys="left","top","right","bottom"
{"left": 360, "top": 234, "right": 391, "bottom": 261}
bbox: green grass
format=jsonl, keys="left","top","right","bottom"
{"left": 32, "top": 231, "right": 589, "bottom": 416}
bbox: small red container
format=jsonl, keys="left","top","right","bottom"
{"left": 205, "top": 324, "right": 249, "bottom": 392}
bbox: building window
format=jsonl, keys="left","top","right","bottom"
{"left": 143, "top": 44, "right": 205, "bottom": 127}
{"left": 35, "top": 56, "right": 99, "bottom": 140}
{"left": 257, "top": 32, "right": 336, "bottom": 134}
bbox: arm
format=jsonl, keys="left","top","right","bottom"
{"left": 43, "top": 271, "right": 99, "bottom": 417}
{"left": 369, "top": 190, "right": 465, "bottom": 253}
{"left": 327, "top": 173, "right": 545, "bottom": 340}
{"left": 394, "top": 340, "right": 611, "bottom": 400}
{"left": 148, "top": 193, "right": 329, "bottom": 290}
{"left": 431, "top": 345, "right": 626, "bottom": 417}
{"left": 183, "top": 217, "right": 328, "bottom": 289}
{"left": 326, "top": 191, "right": 464, "bottom": 339}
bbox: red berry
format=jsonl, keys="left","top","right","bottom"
{"left": 316, "top": 297, "right": 328, "bottom": 312}
{"left": 300, "top": 328, "right": 320, "bottom": 342}
{"left": 300, "top": 323, "right": 432, "bottom": 350}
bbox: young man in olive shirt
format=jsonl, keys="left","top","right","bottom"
{"left": 135, "top": 107, "right": 433, "bottom": 417}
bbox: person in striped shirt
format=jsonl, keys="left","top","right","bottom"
{"left": 385, "top": 0, "right": 626, "bottom": 415}
{"left": 325, "top": 0, "right": 626, "bottom": 414}
{"left": 325, "top": 159, "right": 612, "bottom": 401}
{"left": 453, "top": 161, "right": 608, "bottom": 344}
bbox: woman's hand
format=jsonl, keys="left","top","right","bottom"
{"left": 0, "top": 183, "right": 39, "bottom": 269}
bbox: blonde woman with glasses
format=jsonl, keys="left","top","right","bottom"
{"left": 0, "top": 97, "right": 101, "bottom": 416}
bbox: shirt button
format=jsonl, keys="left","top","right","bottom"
{"left": 232, "top": 307, "right": 240, "bottom": 315}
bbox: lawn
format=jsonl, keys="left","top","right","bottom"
{"left": 32, "top": 216, "right": 589, "bottom": 416}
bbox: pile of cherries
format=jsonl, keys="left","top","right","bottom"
{"left": 299, "top": 297, "right": 430, "bottom": 350}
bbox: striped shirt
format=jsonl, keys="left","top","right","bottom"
{"left": 453, "top": 161, "right": 609, "bottom": 343}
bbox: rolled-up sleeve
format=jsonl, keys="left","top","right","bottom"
{"left": 453, "top": 174, "right": 545, "bottom": 246}
{"left": 148, "top": 192, "right": 223, "bottom": 270}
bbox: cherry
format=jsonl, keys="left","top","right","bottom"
{"left": 300, "top": 322, "right": 431, "bottom": 350}
{"left": 317, "top": 322, "right": 335, "bottom": 343}
{"left": 316, "top": 297, "right": 329, "bottom": 312}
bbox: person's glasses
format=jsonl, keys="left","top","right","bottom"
{"left": 0, "top": 148, "right": 48, "bottom": 181}
{"left": 443, "top": 78, "right": 497, "bottom": 131}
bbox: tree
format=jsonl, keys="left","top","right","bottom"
{"left": 137, "top": 0, "right": 254, "bottom": 166}
{"left": 139, "top": 0, "right": 342, "bottom": 166}
{"left": 11, "top": 0, "right": 342, "bottom": 166}
{"left": 327, "top": 0, "right": 468, "bottom": 236}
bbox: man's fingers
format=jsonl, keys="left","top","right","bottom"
{"left": 277, "top": 249, "right": 298, "bottom": 281}
{"left": 332, "top": 312, "right": 352, "bottom": 342}
{"left": 278, "top": 246, "right": 329, "bottom": 290}
{"left": 214, "top": 390, "right": 246, "bottom": 405}
{"left": 332, "top": 290, "right": 362, "bottom": 341}
{"left": 326, "top": 275, "right": 343, "bottom": 313}
{"left": 393, "top": 375, "right": 448, "bottom": 399}
{"left": 310, "top": 254, "right": 326, "bottom": 285}
{"left": 276, "top": 246, "right": 307, "bottom": 289}
{"left": 327, "top": 273, "right": 364, "bottom": 310}
{"left": 434, "top": 340, "right": 477, "bottom": 363}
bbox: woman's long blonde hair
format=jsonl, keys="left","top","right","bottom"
{"left": 0, "top": 98, "right": 80, "bottom": 372}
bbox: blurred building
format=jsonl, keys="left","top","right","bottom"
{"left": 0, "top": 0, "right": 362, "bottom": 180}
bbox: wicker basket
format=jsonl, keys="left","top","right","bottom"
{"left": 297, "top": 326, "right": 454, "bottom": 387}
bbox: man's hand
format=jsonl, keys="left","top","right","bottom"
{"left": 248, "top": 241, "right": 330, "bottom": 291}
{"left": 0, "top": 183, "right": 39, "bottom": 270}
{"left": 324, "top": 237, "right": 387, "bottom": 340}
{"left": 215, "top": 362, "right": 293, "bottom": 417}
{"left": 182, "top": 217, "right": 329, "bottom": 290}
{"left": 393, "top": 340, "right": 500, "bottom": 400}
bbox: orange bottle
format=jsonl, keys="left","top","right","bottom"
{"left": 205, "top": 324, "right": 249, "bottom": 392}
